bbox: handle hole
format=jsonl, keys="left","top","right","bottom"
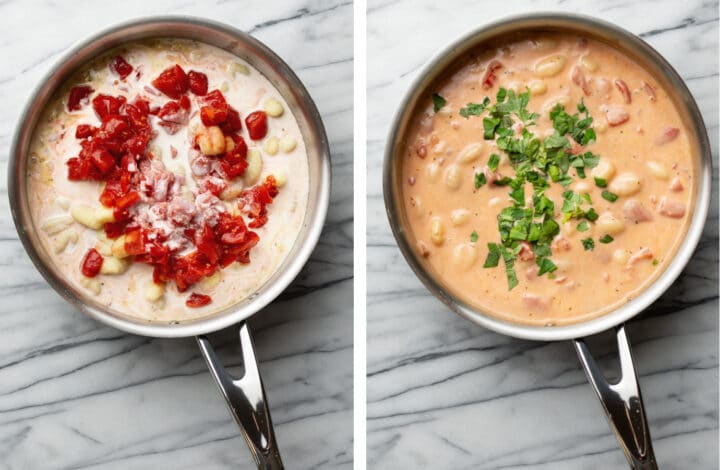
{"left": 202, "top": 329, "right": 247, "bottom": 378}
{"left": 581, "top": 330, "right": 623, "bottom": 384}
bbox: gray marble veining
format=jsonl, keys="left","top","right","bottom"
{"left": 0, "top": 1, "right": 352, "bottom": 469}
{"left": 367, "top": 0, "right": 718, "bottom": 468}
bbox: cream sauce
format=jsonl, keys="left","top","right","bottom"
{"left": 402, "top": 33, "right": 695, "bottom": 326}
{"left": 27, "top": 39, "right": 309, "bottom": 322}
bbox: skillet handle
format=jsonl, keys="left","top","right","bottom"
{"left": 197, "top": 322, "right": 284, "bottom": 470}
{"left": 573, "top": 324, "right": 657, "bottom": 470}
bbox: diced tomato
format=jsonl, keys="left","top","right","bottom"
{"left": 151, "top": 64, "right": 189, "bottom": 99}
{"left": 245, "top": 111, "right": 268, "bottom": 140}
{"left": 199, "top": 89, "right": 229, "bottom": 126}
{"left": 179, "top": 95, "right": 191, "bottom": 110}
{"left": 98, "top": 115, "right": 131, "bottom": 141}
{"left": 220, "top": 107, "right": 242, "bottom": 134}
{"left": 92, "top": 94, "right": 127, "bottom": 120}
{"left": 115, "top": 191, "right": 140, "bottom": 210}
{"left": 75, "top": 124, "right": 95, "bottom": 139}
{"left": 89, "top": 148, "right": 116, "bottom": 175}
{"left": 238, "top": 176, "right": 279, "bottom": 228}
{"left": 220, "top": 136, "right": 249, "bottom": 179}
{"left": 81, "top": 248, "right": 103, "bottom": 277}
{"left": 104, "top": 221, "right": 126, "bottom": 239}
{"left": 188, "top": 70, "right": 208, "bottom": 96}
{"left": 124, "top": 133, "right": 150, "bottom": 156}
{"left": 67, "top": 86, "right": 94, "bottom": 111}
{"left": 157, "top": 99, "right": 190, "bottom": 134}
{"left": 110, "top": 55, "right": 134, "bottom": 79}
{"left": 124, "top": 228, "right": 145, "bottom": 255}
{"left": 186, "top": 292, "right": 212, "bottom": 307}
{"left": 200, "top": 106, "right": 227, "bottom": 126}
{"left": 67, "top": 157, "right": 92, "bottom": 181}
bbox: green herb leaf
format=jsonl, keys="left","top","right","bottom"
{"left": 459, "top": 97, "right": 491, "bottom": 118}
{"left": 474, "top": 172, "right": 487, "bottom": 189}
{"left": 594, "top": 177, "right": 607, "bottom": 188}
{"left": 483, "top": 117, "right": 501, "bottom": 140}
{"left": 470, "top": 230, "right": 479, "bottom": 243}
{"left": 584, "top": 208, "right": 599, "bottom": 221}
{"left": 581, "top": 237, "right": 595, "bottom": 251}
{"left": 496, "top": 87, "right": 507, "bottom": 103}
{"left": 577, "top": 221, "right": 590, "bottom": 232}
{"left": 537, "top": 257, "right": 558, "bottom": 276}
{"left": 545, "top": 132, "right": 568, "bottom": 150}
{"left": 582, "top": 152, "right": 600, "bottom": 168}
{"left": 501, "top": 249, "right": 519, "bottom": 290}
{"left": 492, "top": 176, "right": 513, "bottom": 186}
{"left": 602, "top": 190, "right": 619, "bottom": 202}
{"left": 483, "top": 243, "right": 501, "bottom": 268}
{"left": 432, "top": 93, "right": 446, "bottom": 113}
{"left": 599, "top": 234, "right": 614, "bottom": 244}
{"left": 488, "top": 154, "right": 501, "bottom": 172}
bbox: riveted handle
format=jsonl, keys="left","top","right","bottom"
{"left": 574, "top": 324, "right": 657, "bottom": 470}
{"left": 197, "top": 322, "right": 284, "bottom": 470}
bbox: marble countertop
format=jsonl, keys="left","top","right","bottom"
{"left": 0, "top": 1, "right": 352, "bottom": 469}
{"left": 367, "top": 0, "right": 718, "bottom": 468}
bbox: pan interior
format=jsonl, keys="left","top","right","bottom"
{"left": 10, "top": 18, "right": 330, "bottom": 337}
{"left": 384, "top": 14, "right": 711, "bottom": 341}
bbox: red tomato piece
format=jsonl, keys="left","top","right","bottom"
{"left": 124, "top": 228, "right": 145, "bottom": 255}
{"left": 199, "top": 89, "right": 229, "bottom": 126}
{"left": 75, "top": 124, "right": 95, "bottom": 139}
{"left": 238, "top": 176, "right": 279, "bottom": 228}
{"left": 110, "top": 55, "right": 134, "bottom": 79}
{"left": 179, "top": 95, "right": 191, "bottom": 110}
{"left": 221, "top": 136, "right": 249, "bottom": 179}
{"left": 220, "top": 107, "right": 242, "bottom": 134}
{"left": 186, "top": 292, "right": 212, "bottom": 308}
{"left": 188, "top": 70, "right": 208, "bottom": 95}
{"left": 245, "top": 111, "right": 268, "bottom": 140}
{"left": 104, "top": 221, "right": 126, "bottom": 239}
{"left": 92, "top": 94, "right": 127, "bottom": 120}
{"left": 115, "top": 191, "right": 140, "bottom": 210}
{"left": 67, "top": 157, "right": 91, "bottom": 181}
{"left": 151, "top": 64, "right": 189, "bottom": 99}
{"left": 67, "top": 86, "right": 94, "bottom": 111}
{"left": 89, "top": 148, "right": 116, "bottom": 175}
{"left": 81, "top": 248, "right": 104, "bottom": 277}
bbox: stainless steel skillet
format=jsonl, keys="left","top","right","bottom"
{"left": 383, "top": 13, "right": 711, "bottom": 469}
{"left": 8, "top": 16, "right": 331, "bottom": 470}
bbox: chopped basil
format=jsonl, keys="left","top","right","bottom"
{"left": 483, "top": 117, "right": 501, "bottom": 140}
{"left": 537, "top": 257, "right": 557, "bottom": 276}
{"left": 471, "top": 88, "right": 610, "bottom": 290}
{"left": 474, "top": 172, "right": 487, "bottom": 189}
{"left": 545, "top": 132, "right": 568, "bottom": 150}
{"left": 459, "top": 97, "right": 491, "bottom": 118}
{"left": 599, "top": 234, "right": 614, "bottom": 244}
{"left": 550, "top": 101, "right": 596, "bottom": 146}
{"left": 488, "top": 153, "right": 501, "bottom": 172}
{"left": 470, "top": 230, "right": 479, "bottom": 243}
{"left": 432, "top": 93, "right": 446, "bottom": 113}
{"left": 602, "top": 190, "right": 619, "bottom": 202}
{"left": 594, "top": 177, "right": 607, "bottom": 188}
{"left": 492, "top": 176, "right": 513, "bottom": 186}
{"left": 483, "top": 243, "right": 501, "bottom": 268}
{"left": 502, "top": 248, "right": 519, "bottom": 290}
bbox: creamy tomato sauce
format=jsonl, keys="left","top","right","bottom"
{"left": 27, "top": 39, "right": 308, "bottom": 322}
{"left": 401, "top": 33, "right": 695, "bottom": 326}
